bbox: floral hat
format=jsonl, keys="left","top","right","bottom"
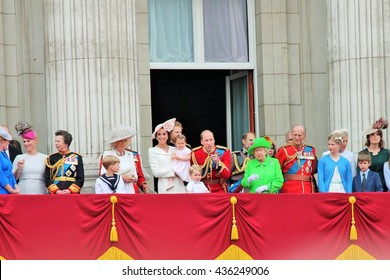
{"left": 362, "top": 117, "right": 388, "bottom": 136}
{"left": 15, "top": 121, "right": 36, "bottom": 140}
{"left": 151, "top": 118, "right": 176, "bottom": 139}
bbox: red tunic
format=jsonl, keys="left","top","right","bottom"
{"left": 191, "top": 145, "right": 231, "bottom": 193}
{"left": 275, "top": 144, "right": 317, "bottom": 193}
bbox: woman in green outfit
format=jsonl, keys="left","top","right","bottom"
{"left": 241, "top": 137, "right": 284, "bottom": 193}
{"left": 360, "top": 118, "right": 389, "bottom": 192}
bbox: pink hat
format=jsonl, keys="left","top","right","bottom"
{"left": 15, "top": 121, "right": 37, "bottom": 140}
{"left": 151, "top": 118, "right": 176, "bottom": 139}
{"left": 21, "top": 129, "right": 36, "bottom": 140}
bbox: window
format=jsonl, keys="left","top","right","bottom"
{"left": 149, "top": 0, "right": 254, "bottom": 69}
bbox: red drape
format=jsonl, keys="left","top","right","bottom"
{"left": 0, "top": 193, "right": 389, "bottom": 260}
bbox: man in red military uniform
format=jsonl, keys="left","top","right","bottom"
{"left": 276, "top": 124, "right": 318, "bottom": 193}
{"left": 191, "top": 130, "right": 231, "bottom": 193}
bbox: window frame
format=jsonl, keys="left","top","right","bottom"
{"left": 149, "top": 0, "right": 256, "bottom": 70}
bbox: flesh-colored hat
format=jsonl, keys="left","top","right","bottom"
{"left": 108, "top": 125, "right": 136, "bottom": 144}
{"left": 151, "top": 118, "right": 176, "bottom": 139}
{"left": 248, "top": 137, "right": 271, "bottom": 155}
{"left": 362, "top": 117, "right": 388, "bottom": 136}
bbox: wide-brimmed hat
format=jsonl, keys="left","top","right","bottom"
{"left": 151, "top": 118, "right": 176, "bottom": 139}
{"left": 15, "top": 121, "right": 36, "bottom": 140}
{"left": 108, "top": 125, "right": 136, "bottom": 144}
{"left": 0, "top": 127, "right": 12, "bottom": 141}
{"left": 362, "top": 117, "right": 388, "bottom": 136}
{"left": 248, "top": 137, "right": 271, "bottom": 155}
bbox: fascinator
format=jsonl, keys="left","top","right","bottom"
{"left": 15, "top": 121, "right": 36, "bottom": 140}
{"left": 151, "top": 118, "right": 176, "bottom": 139}
{"left": 362, "top": 117, "right": 389, "bottom": 136}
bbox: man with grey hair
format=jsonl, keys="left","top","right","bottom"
{"left": 276, "top": 124, "right": 318, "bottom": 193}
{"left": 322, "top": 128, "right": 356, "bottom": 177}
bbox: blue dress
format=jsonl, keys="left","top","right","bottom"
{"left": 0, "top": 151, "right": 17, "bottom": 194}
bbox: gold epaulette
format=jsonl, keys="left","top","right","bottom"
{"left": 216, "top": 145, "right": 228, "bottom": 151}
{"left": 71, "top": 152, "right": 83, "bottom": 157}
{"left": 192, "top": 146, "right": 203, "bottom": 152}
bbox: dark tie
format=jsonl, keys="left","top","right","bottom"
{"left": 362, "top": 173, "right": 366, "bottom": 191}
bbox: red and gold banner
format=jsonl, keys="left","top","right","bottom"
{"left": 0, "top": 193, "right": 389, "bottom": 260}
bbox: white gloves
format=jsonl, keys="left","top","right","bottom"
{"left": 247, "top": 174, "right": 259, "bottom": 184}
{"left": 256, "top": 185, "right": 268, "bottom": 193}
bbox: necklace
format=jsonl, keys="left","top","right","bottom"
{"left": 114, "top": 148, "right": 125, "bottom": 156}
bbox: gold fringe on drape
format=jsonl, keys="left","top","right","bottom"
{"left": 98, "top": 246, "right": 134, "bottom": 260}
{"left": 230, "top": 196, "right": 238, "bottom": 240}
{"left": 110, "top": 195, "right": 118, "bottom": 242}
{"left": 215, "top": 245, "right": 253, "bottom": 260}
{"left": 349, "top": 196, "right": 357, "bottom": 241}
{"left": 336, "top": 245, "right": 375, "bottom": 260}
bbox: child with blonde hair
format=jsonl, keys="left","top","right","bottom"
{"left": 171, "top": 134, "right": 191, "bottom": 185}
{"left": 318, "top": 133, "right": 352, "bottom": 193}
{"left": 95, "top": 155, "right": 125, "bottom": 194}
{"left": 186, "top": 165, "right": 210, "bottom": 193}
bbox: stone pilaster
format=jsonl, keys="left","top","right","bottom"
{"left": 328, "top": 0, "right": 390, "bottom": 151}
{"left": 44, "top": 0, "right": 142, "bottom": 191}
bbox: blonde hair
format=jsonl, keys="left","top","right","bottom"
{"left": 328, "top": 133, "right": 343, "bottom": 145}
{"left": 174, "top": 134, "right": 187, "bottom": 143}
{"left": 189, "top": 165, "right": 202, "bottom": 175}
{"left": 102, "top": 155, "right": 120, "bottom": 170}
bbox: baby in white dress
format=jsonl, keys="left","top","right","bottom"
{"left": 171, "top": 135, "right": 191, "bottom": 185}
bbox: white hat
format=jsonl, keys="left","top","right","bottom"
{"left": 108, "top": 125, "right": 136, "bottom": 144}
{"left": 151, "top": 118, "right": 176, "bottom": 139}
{"left": 0, "top": 127, "right": 12, "bottom": 141}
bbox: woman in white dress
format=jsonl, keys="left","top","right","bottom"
{"left": 99, "top": 125, "right": 151, "bottom": 194}
{"left": 148, "top": 118, "right": 186, "bottom": 193}
{"left": 13, "top": 121, "right": 47, "bottom": 194}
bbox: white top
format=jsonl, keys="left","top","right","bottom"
{"left": 148, "top": 145, "right": 186, "bottom": 194}
{"left": 186, "top": 180, "right": 209, "bottom": 193}
{"left": 12, "top": 153, "right": 47, "bottom": 194}
{"left": 383, "top": 162, "right": 390, "bottom": 189}
{"left": 171, "top": 146, "right": 191, "bottom": 182}
{"left": 322, "top": 149, "right": 356, "bottom": 177}
{"left": 95, "top": 174, "right": 126, "bottom": 194}
{"left": 100, "top": 149, "right": 138, "bottom": 194}
{"left": 328, "top": 165, "right": 345, "bottom": 193}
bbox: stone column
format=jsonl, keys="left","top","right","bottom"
{"left": 44, "top": 0, "right": 141, "bottom": 191}
{"left": 328, "top": 0, "right": 390, "bottom": 151}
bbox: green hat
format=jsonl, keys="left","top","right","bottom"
{"left": 248, "top": 137, "right": 271, "bottom": 155}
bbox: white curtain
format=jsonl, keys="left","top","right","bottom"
{"left": 149, "top": 0, "right": 194, "bottom": 62}
{"left": 203, "top": 0, "right": 248, "bottom": 62}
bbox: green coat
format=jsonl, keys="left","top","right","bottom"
{"left": 241, "top": 156, "right": 283, "bottom": 193}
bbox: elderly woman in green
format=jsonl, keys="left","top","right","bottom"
{"left": 241, "top": 137, "right": 284, "bottom": 193}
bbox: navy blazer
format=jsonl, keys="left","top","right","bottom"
{"left": 352, "top": 171, "right": 383, "bottom": 192}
